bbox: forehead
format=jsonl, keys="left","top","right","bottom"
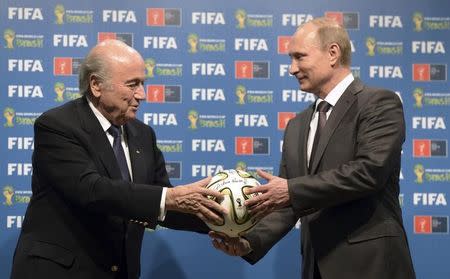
{"left": 109, "top": 54, "right": 145, "bottom": 81}
{"left": 288, "top": 24, "right": 319, "bottom": 53}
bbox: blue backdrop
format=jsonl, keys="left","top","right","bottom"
{"left": 1, "top": 0, "right": 449, "bottom": 278}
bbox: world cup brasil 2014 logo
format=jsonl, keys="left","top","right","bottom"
{"left": 4, "top": 107, "right": 15, "bottom": 127}
{"left": 188, "top": 110, "right": 198, "bottom": 130}
{"left": 3, "top": 186, "right": 14, "bottom": 206}
{"left": 4, "top": 29, "right": 15, "bottom": 49}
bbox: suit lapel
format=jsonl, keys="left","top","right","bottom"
{"left": 299, "top": 105, "right": 315, "bottom": 176}
{"left": 124, "top": 122, "right": 147, "bottom": 184}
{"left": 76, "top": 97, "right": 122, "bottom": 180}
{"left": 309, "top": 79, "right": 364, "bottom": 174}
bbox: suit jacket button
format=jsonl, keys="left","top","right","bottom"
{"left": 111, "top": 265, "right": 119, "bottom": 272}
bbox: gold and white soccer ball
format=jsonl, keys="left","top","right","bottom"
{"left": 205, "top": 169, "right": 260, "bottom": 237}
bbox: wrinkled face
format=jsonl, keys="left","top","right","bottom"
{"left": 288, "top": 25, "right": 333, "bottom": 95}
{"left": 94, "top": 53, "right": 146, "bottom": 126}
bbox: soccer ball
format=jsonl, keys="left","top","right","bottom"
{"left": 205, "top": 169, "right": 260, "bottom": 237}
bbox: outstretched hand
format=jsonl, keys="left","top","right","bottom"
{"left": 166, "top": 177, "right": 227, "bottom": 225}
{"left": 244, "top": 169, "right": 290, "bottom": 219}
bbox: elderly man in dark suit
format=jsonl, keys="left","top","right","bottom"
{"left": 210, "top": 17, "right": 415, "bottom": 279}
{"left": 11, "top": 39, "right": 226, "bottom": 279}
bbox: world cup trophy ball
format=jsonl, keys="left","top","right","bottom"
{"left": 205, "top": 169, "right": 260, "bottom": 237}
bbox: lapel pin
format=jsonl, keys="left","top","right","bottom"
{"left": 136, "top": 150, "right": 140, "bottom": 154}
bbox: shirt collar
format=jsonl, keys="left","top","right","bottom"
{"left": 87, "top": 98, "right": 113, "bottom": 133}
{"left": 316, "top": 73, "right": 354, "bottom": 109}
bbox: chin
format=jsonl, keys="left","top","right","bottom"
{"left": 125, "top": 115, "right": 136, "bottom": 121}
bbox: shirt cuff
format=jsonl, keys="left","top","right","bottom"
{"left": 158, "top": 187, "right": 167, "bottom": 221}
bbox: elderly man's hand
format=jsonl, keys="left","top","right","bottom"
{"left": 244, "top": 169, "right": 291, "bottom": 219}
{"left": 166, "top": 177, "right": 226, "bottom": 225}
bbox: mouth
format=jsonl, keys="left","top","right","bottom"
{"left": 296, "top": 76, "right": 306, "bottom": 83}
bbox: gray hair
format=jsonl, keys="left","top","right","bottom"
{"left": 78, "top": 51, "right": 111, "bottom": 97}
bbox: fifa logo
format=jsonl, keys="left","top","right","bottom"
{"left": 236, "top": 85, "right": 247, "bottom": 105}
{"left": 415, "top": 65, "right": 427, "bottom": 81}
{"left": 188, "top": 33, "right": 198, "bottom": 53}
{"left": 54, "top": 82, "right": 65, "bottom": 102}
{"left": 414, "top": 164, "right": 425, "bottom": 184}
{"left": 413, "top": 88, "right": 424, "bottom": 108}
{"left": 366, "top": 37, "right": 376, "bottom": 56}
{"left": 418, "top": 218, "right": 427, "bottom": 232}
{"left": 235, "top": 9, "right": 247, "bottom": 29}
{"left": 54, "top": 4, "right": 65, "bottom": 24}
{"left": 188, "top": 110, "right": 199, "bottom": 130}
{"left": 4, "top": 107, "right": 15, "bottom": 127}
{"left": 413, "top": 12, "right": 423, "bottom": 32}
{"left": 240, "top": 141, "right": 249, "bottom": 153}
{"left": 3, "top": 186, "right": 14, "bottom": 206}
{"left": 145, "top": 58, "right": 156, "bottom": 78}
{"left": 4, "top": 29, "right": 15, "bottom": 49}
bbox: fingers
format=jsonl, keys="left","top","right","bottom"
{"left": 209, "top": 231, "right": 230, "bottom": 241}
{"left": 257, "top": 169, "right": 274, "bottom": 181}
{"left": 209, "top": 232, "right": 252, "bottom": 256}
{"left": 202, "top": 195, "right": 228, "bottom": 215}
{"left": 196, "top": 205, "right": 223, "bottom": 225}
{"left": 191, "top": 176, "right": 212, "bottom": 187}
{"left": 212, "top": 238, "right": 234, "bottom": 255}
{"left": 200, "top": 187, "right": 224, "bottom": 201}
{"left": 243, "top": 184, "right": 268, "bottom": 196}
{"left": 210, "top": 233, "right": 238, "bottom": 256}
{"left": 244, "top": 191, "right": 265, "bottom": 207}
{"left": 195, "top": 197, "right": 228, "bottom": 224}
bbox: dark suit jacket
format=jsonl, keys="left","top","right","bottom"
{"left": 244, "top": 79, "right": 415, "bottom": 279}
{"left": 11, "top": 97, "right": 207, "bottom": 279}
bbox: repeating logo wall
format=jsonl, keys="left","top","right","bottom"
{"left": 1, "top": 1, "right": 449, "bottom": 279}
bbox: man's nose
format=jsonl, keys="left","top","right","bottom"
{"left": 289, "top": 62, "right": 298, "bottom": 76}
{"left": 134, "top": 84, "right": 146, "bottom": 100}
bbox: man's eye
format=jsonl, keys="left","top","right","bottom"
{"left": 126, "top": 81, "right": 142, "bottom": 90}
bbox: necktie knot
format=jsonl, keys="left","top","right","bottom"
{"left": 316, "top": 101, "right": 331, "bottom": 113}
{"left": 108, "top": 125, "right": 121, "bottom": 139}
{"left": 309, "top": 100, "right": 331, "bottom": 173}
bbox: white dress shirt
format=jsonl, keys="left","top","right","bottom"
{"left": 88, "top": 99, "right": 167, "bottom": 221}
{"left": 307, "top": 73, "right": 355, "bottom": 167}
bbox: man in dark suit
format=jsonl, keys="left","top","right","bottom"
{"left": 210, "top": 17, "right": 415, "bottom": 279}
{"left": 11, "top": 39, "right": 226, "bottom": 279}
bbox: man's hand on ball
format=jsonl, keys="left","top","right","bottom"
{"left": 209, "top": 231, "right": 252, "bottom": 256}
{"left": 166, "top": 177, "right": 227, "bottom": 225}
{"left": 244, "top": 169, "right": 290, "bottom": 219}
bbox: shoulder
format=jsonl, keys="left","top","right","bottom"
{"left": 356, "top": 81, "right": 402, "bottom": 105}
{"left": 35, "top": 98, "right": 83, "bottom": 129}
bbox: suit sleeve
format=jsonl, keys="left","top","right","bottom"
{"left": 288, "top": 90, "right": 405, "bottom": 213}
{"left": 145, "top": 122, "right": 210, "bottom": 232}
{"left": 242, "top": 122, "right": 299, "bottom": 264}
{"left": 33, "top": 114, "right": 163, "bottom": 224}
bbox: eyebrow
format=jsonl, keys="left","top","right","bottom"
{"left": 288, "top": 51, "right": 305, "bottom": 57}
{"left": 125, "top": 77, "right": 145, "bottom": 84}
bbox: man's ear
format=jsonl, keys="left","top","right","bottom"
{"left": 329, "top": 43, "right": 341, "bottom": 67}
{"left": 90, "top": 75, "right": 102, "bottom": 98}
